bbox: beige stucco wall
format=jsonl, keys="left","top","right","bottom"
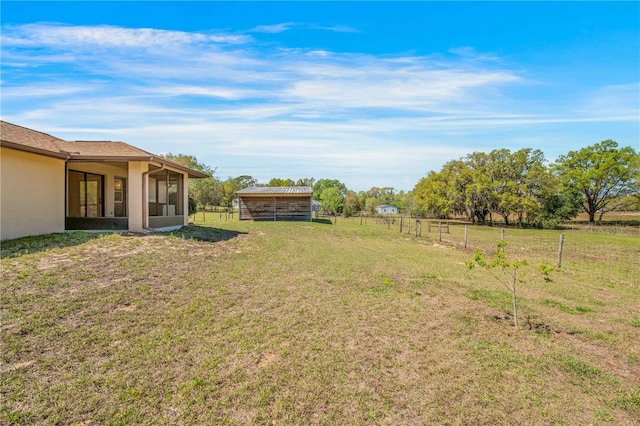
{"left": 128, "top": 161, "right": 147, "bottom": 233}
{"left": 0, "top": 147, "right": 66, "bottom": 240}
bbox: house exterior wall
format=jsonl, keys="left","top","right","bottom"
{"left": 1, "top": 151, "right": 193, "bottom": 239}
{"left": 1, "top": 147, "right": 66, "bottom": 240}
{"left": 377, "top": 206, "right": 398, "bottom": 215}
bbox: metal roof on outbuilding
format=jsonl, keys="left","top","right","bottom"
{"left": 236, "top": 186, "right": 313, "bottom": 195}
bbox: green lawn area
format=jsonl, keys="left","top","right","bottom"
{"left": 1, "top": 218, "right": 639, "bottom": 424}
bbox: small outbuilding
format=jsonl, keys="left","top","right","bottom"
{"left": 236, "top": 186, "right": 313, "bottom": 221}
{"left": 377, "top": 204, "right": 398, "bottom": 215}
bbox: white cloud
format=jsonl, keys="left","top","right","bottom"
{"left": 1, "top": 83, "right": 93, "bottom": 98}
{"left": 576, "top": 82, "right": 640, "bottom": 118}
{"left": 1, "top": 23, "right": 251, "bottom": 48}
{"left": 250, "top": 22, "right": 296, "bottom": 33}
{"left": 250, "top": 22, "right": 359, "bottom": 34}
{"left": 150, "top": 85, "right": 257, "bottom": 100}
{"left": 3, "top": 22, "right": 637, "bottom": 190}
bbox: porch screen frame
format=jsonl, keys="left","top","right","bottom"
{"left": 148, "top": 170, "right": 184, "bottom": 217}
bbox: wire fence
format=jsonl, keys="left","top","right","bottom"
{"left": 357, "top": 215, "right": 639, "bottom": 288}
{"left": 190, "top": 210, "right": 639, "bottom": 287}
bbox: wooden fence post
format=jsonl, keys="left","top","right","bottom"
{"left": 557, "top": 233, "right": 564, "bottom": 268}
{"left": 408, "top": 219, "right": 411, "bottom": 234}
{"left": 464, "top": 225, "right": 468, "bottom": 249}
{"left": 400, "top": 217, "right": 403, "bottom": 233}
{"left": 501, "top": 228, "right": 505, "bottom": 240}
{"left": 427, "top": 220, "right": 431, "bottom": 233}
{"left": 438, "top": 221, "right": 442, "bottom": 241}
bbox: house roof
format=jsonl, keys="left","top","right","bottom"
{"left": 236, "top": 186, "right": 313, "bottom": 196}
{"left": 0, "top": 121, "right": 209, "bottom": 178}
{"left": 0, "top": 121, "right": 69, "bottom": 159}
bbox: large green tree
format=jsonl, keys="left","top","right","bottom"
{"left": 413, "top": 170, "right": 451, "bottom": 218}
{"left": 162, "top": 153, "right": 220, "bottom": 209}
{"left": 319, "top": 187, "right": 344, "bottom": 215}
{"left": 343, "top": 190, "right": 362, "bottom": 217}
{"left": 486, "top": 148, "right": 550, "bottom": 226}
{"left": 221, "top": 175, "right": 258, "bottom": 208}
{"left": 295, "top": 177, "right": 316, "bottom": 187}
{"left": 413, "top": 149, "right": 561, "bottom": 226}
{"left": 313, "top": 179, "right": 347, "bottom": 201}
{"left": 267, "top": 178, "right": 295, "bottom": 187}
{"left": 554, "top": 140, "right": 639, "bottom": 222}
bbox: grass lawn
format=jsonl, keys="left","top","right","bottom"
{"left": 1, "top": 218, "right": 639, "bottom": 425}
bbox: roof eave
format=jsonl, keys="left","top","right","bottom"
{"left": 67, "top": 155, "right": 153, "bottom": 162}
{"left": 66, "top": 154, "right": 209, "bottom": 179}
{"left": 1, "top": 140, "right": 69, "bottom": 159}
{"left": 150, "top": 156, "right": 210, "bottom": 179}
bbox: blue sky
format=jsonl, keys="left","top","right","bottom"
{"left": 2, "top": 1, "right": 638, "bottom": 191}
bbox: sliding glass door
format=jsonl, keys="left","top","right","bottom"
{"left": 68, "top": 170, "right": 104, "bottom": 217}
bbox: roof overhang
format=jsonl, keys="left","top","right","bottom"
{"left": 1, "top": 140, "right": 69, "bottom": 159}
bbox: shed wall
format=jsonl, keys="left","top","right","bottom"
{"left": 239, "top": 196, "right": 311, "bottom": 221}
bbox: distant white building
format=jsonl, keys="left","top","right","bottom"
{"left": 377, "top": 205, "right": 398, "bottom": 215}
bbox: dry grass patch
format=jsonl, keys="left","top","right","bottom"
{"left": 2, "top": 220, "right": 639, "bottom": 424}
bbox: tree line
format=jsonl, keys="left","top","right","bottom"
{"left": 164, "top": 140, "right": 638, "bottom": 226}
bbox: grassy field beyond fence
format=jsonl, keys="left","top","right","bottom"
{"left": 2, "top": 216, "right": 639, "bottom": 424}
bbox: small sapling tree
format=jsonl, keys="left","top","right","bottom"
{"left": 466, "top": 241, "right": 554, "bottom": 328}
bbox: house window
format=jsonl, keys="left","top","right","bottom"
{"left": 114, "top": 177, "right": 126, "bottom": 217}
{"left": 148, "top": 170, "right": 183, "bottom": 216}
{"left": 68, "top": 170, "right": 104, "bottom": 217}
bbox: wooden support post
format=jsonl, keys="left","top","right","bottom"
{"left": 360, "top": 212, "right": 363, "bottom": 225}
{"left": 408, "top": 219, "right": 411, "bottom": 234}
{"left": 464, "top": 225, "right": 468, "bottom": 249}
{"left": 557, "top": 233, "right": 564, "bottom": 268}
{"left": 416, "top": 220, "right": 420, "bottom": 237}
{"left": 438, "top": 221, "right": 442, "bottom": 241}
{"left": 400, "top": 217, "right": 403, "bottom": 233}
{"left": 501, "top": 228, "right": 505, "bottom": 240}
